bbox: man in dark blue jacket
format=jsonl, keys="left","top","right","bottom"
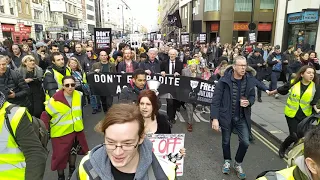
{"left": 211, "top": 56, "right": 256, "bottom": 180}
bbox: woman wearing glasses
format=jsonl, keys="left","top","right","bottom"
{"left": 44, "top": 76, "right": 89, "bottom": 180}
{"left": 17, "top": 55, "right": 45, "bottom": 118}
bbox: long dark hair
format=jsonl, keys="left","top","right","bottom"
{"left": 137, "top": 90, "right": 159, "bottom": 121}
{"left": 292, "top": 65, "right": 318, "bottom": 85}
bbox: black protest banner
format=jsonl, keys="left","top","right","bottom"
{"left": 94, "top": 28, "right": 112, "bottom": 53}
{"left": 87, "top": 73, "right": 215, "bottom": 106}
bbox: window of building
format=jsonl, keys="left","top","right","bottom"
{"left": 17, "top": 0, "right": 22, "bottom": 13}
{"left": 34, "top": 10, "right": 41, "bottom": 20}
{"left": 73, "top": 5, "right": 76, "bottom": 14}
{"left": 9, "top": 0, "right": 14, "bottom": 15}
{"left": 25, "top": 2, "right": 30, "bottom": 14}
{"left": 234, "top": 0, "right": 252, "bottom": 12}
{"left": 204, "top": 0, "right": 220, "bottom": 12}
{"left": 87, "top": 14, "right": 94, "bottom": 20}
{"left": 184, "top": 6, "right": 188, "bottom": 19}
{"left": 260, "top": 0, "right": 274, "bottom": 10}
{"left": 69, "top": 4, "right": 72, "bottom": 13}
{"left": 194, "top": 0, "right": 199, "bottom": 15}
{"left": 86, "top": 4, "right": 94, "bottom": 11}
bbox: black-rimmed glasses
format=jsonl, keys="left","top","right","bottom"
{"left": 104, "top": 142, "right": 139, "bottom": 151}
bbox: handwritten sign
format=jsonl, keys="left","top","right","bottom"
{"left": 147, "top": 134, "right": 185, "bottom": 176}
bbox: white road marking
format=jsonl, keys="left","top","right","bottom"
{"left": 195, "top": 113, "right": 210, "bottom": 123}
{"left": 193, "top": 113, "right": 200, "bottom": 122}
{"left": 176, "top": 112, "right": 185, "bottom": 122}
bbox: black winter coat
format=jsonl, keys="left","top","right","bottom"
{"left": 247, "top": 54, "right": 266, "bottom": 80}
{"left": 0, "top": 69, "right": 31, "bottom": 108}
{"left": 43, "top": 66, "right": 71, "bottom": 97}
{"left": 210, "top": 67, "right": 256, "bottom": 131}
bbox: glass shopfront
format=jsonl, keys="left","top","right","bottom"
{"left": 287, "top": 10, "right": 319, "bottom": 51}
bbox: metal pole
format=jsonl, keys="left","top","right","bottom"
{"left": 251, "top": 0, "right": 254, "bottom": 23}
{"left": 122, "top": 6, "right": 124, "bottom": 38}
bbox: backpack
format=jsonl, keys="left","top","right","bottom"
{"left": 5, "top": 104, "right": 49, "bottom": 150}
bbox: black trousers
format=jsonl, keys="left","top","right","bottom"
{"left": 281, "top": 115, "right": 304, "bottom": 149}
{"left": 166, "top": 99, "right": 179, "bottom": 120}
{"left": 100, "top": 96, "right": 113, "bottom": 113}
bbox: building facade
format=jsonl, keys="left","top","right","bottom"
{"left": 158, "top": 0, "right": 278, "bottom": 45}
{"left": 85, "top": 0, "right": 95, "bottom": 37}
{"left": 274, "top": 0, "right": 320, "bottom": 53}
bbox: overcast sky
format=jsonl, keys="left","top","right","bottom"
{"left": 125, "top": 0, "right": 158, "bottom": 31}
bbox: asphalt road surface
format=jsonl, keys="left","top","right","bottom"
{"left": 44, "top": 98, "right": 286, "bottom": 180}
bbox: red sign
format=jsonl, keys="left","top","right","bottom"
{"left": 258, "top": 23, "right": 272, "bottom": 31}
{"left": 210, "top": 23, "right": 219, "bottom": 31}
{"left": 233, "top": 23, "right": 249, "bottom": 31}
{"left": 20, "top": 26, "right": 31, "bottom": 33}
{"left": 1, "top": 24, "right": 15, "bottom": 32}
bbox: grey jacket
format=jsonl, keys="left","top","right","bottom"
{"left": 71, "top": 138, "right": 169, "bottom": 180}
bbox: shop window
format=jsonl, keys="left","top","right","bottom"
{"left": 260, "top": 0, "right": 274, "bottom": 10}
{"left": 234, "top": 0, "right": 252, "bottom": 12}
{"left": 204, "top": 0, "right": 220, "bottom": 12}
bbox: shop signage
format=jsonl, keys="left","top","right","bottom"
{"left": 258, "top": 23, "right": 272, "bottom": 31}
{"left": 210, "top": 23, "right": 219, "bottom": 31}
{"left": 18, "top": 23, "right": 24, "bottom": 28}
{"left": 233, "top": 23, "right": 249, "bottom": 31}
{"left": 47, "top": 26, "right": 63, "bottom": 32}
{"left": 1, "top": 24, "right": 15, "bottom": 32}
{"left": 35, "top": 24, "right": 43, "bottom": 32}
{"left": 20, "top": 26, "right": 31, "bottom": 33}
{"left": 288, "top": 11, "right": 319, "bottom": 24}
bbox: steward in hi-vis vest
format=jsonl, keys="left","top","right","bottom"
{"left": 257, "top": 127, "right": 320, "bottom": 180}
{"left": 272, "top": 66, "right": 320, "bottom": 159}
{"left": 43, "top": 52, "right": 71, "bottom": 103}
{"left": 43, "top": 76, "right": 89, "bottom": 180}
{"left": 0, "top": 91, "right": 47, "bottom": 180}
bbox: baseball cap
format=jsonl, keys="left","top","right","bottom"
{"left": 35, "top": 42, "right": 47, "bottom": 48}
{"left": 275, "top": 45, "right": 281, "bottom": 50}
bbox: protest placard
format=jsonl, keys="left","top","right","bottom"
{"left": 94, "top": 28, "right": 112, "bottom": 53}
{"left": 146, "top": 134, "right": 185, "bottom": 176}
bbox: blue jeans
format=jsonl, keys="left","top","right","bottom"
{"left": 90, "top": 95, "right": 100, "bottom": 110}
{"left": 221, "top": 118, "right": 250, "bottom": 163}
{"left": 269, "top": 71, "right": 281, "bottom": 91}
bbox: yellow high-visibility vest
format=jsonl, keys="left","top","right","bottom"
{"left": 44, "top": 68, "right": 71, "bottom": 102}
{"left": 256, "top": 166, "right": 296, "bottom": 180}
{"left": 284, "top": 81, "right": 315, "bottom": 118}
{"left": 45, "top": 90, "right": 84, "bottom": 138}
{"left": 0, "top": 102, "right": 32, "bottom": 180}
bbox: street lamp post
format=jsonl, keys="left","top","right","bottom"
{"left": 118, "top": 5, "right": 126, "bottom": 38}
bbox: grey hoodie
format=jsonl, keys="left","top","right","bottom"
{"left": 295, "top": 156, "right": 313, "bottom": 180}
{"left": 71, "top": 138, "right": 168, "bottom": 180}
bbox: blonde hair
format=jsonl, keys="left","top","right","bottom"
{"left": 68, "top": 57, "right": 82, "bottom": 71}
{"left": 21, "top": 55, "right": 36, "bottom": 68}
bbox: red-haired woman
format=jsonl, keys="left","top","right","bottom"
{"left": 137, "top": 89, "right": 171, "bottom": 134}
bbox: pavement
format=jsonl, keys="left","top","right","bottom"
{"left": 43, "top": 98, "right": 287, "bottom": 180}
{"left": 251, "top": 81, "right": 290, "bottom": 143}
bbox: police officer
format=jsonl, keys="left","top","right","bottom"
{"left": 0, "top": 91, "right": 47, "bottom": 180}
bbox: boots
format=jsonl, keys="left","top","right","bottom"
{"left": 278, "top": 135, "right": 294, "bottom": 158}
{"left": 68, "top": 166, "right": 76, "bottom": 180}
{"left": 58, "top": 175, "right": 65, "bottom": 180}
